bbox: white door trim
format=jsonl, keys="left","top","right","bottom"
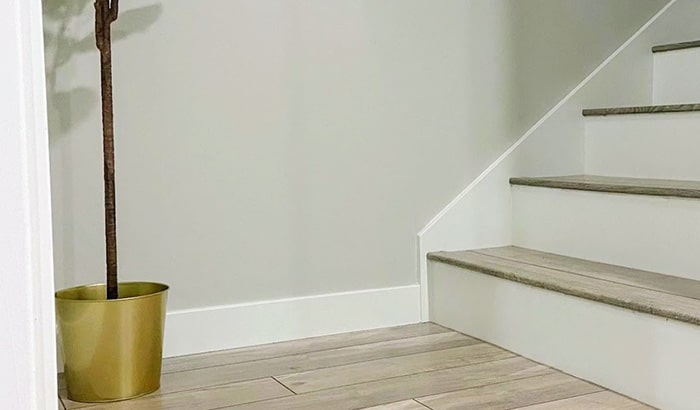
{"left": 1, "top": 0, "right": 57, "bottom": 408}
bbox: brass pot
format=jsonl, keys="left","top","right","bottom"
{"left": 55, "top": 282, "right": 169, "bottom": 403}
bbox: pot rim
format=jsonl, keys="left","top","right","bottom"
{"left": 55, "top": 281, "right": 169, "bottom": 303}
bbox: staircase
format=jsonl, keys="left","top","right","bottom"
{"left": 427, "top": 41, "right": 700, "bottom": 409}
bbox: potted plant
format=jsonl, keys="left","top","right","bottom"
{"left": 54, "top": 0, "right": 169, "bottom": 402}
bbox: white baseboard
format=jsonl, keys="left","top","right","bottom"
{"left": 164, "top": 284, "right": 422, "bottom": 358}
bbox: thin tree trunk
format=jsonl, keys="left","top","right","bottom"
{"left": 95, "top": 0, "right": 119, "bottom": 299}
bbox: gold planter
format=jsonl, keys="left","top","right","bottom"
{"left": 55, "top": 282, "right": 169, "bottom": 403}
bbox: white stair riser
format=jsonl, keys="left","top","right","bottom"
{"left": 429, "top": 261, "right": 700, "bottom": 410}
{"left": 585, "top": 113, "right": 700, "bottom": 180}
{"left": 653, "top": 48, "right": 700, "bottom": 104}
{"left": 512, "top": 185, "right": 700, "bottom": 280}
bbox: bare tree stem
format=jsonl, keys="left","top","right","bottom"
{"left": 95, "top": 0, "right": 119, "bottom": 299}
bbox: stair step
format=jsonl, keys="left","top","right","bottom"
{"left": 582, "top": 103, "right": 700, "bottom": 116}
{"left": 652, "top": 40, "right": 700, "bottom": 53}
{"left": 428, "top": 246, "right": 700, "bottom": 326}
{"left": 510, "top": 175, "right": 700, "bottom": 199}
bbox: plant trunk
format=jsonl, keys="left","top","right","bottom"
{"left": 96, "top": 0, "right": 119, "bottom": 299}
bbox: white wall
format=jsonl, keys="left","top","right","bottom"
{"left": 1, "top": 0, "right": 57, "bottom": 407}
{"left": 45, "top": 1, "right": 667, "bottom": 321}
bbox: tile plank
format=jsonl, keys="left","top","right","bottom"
{"left": 277, "top": 343, "right": 512, "bottom": 393}
{"left": 222, "top": 356, "right": 554, "bottom": 410}
{"left": 475, "top": 246, "right": 700, "bottom": 300}
{"left": 510, "top": 175, "right": 700, "bottom": 199}
{"left": 582, "top": 103, "right": 700, "bottom": 117}
{"left": 513, "top": 391, "right": 652, "bottom": 409}
{"left": 362, "top": 400, "right": 430, "bottom": 410}
{"left": 416, "top": 373, "right": 602, "bottom": 410}
{"left": 163, "top": 323, "right": 449, "bottom": 373}
{"left": 428, "top": 250, "right": 700, "bottom": 326}
{"left": 158, "top": 331, "right": 478, "bottom": 395}
{"left": 82, "top": 378, "right": 292, "bottom": 410}
{"left": 652, "top": 40, "right": 700, "bottom": 53}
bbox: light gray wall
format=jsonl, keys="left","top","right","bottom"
{"left": 45, "top": 0, "right": 668, "bottom": 310}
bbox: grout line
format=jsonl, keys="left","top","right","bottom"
{"left": 506, "top": 390, "right": 636, "bottom": 410}
{"left": 208, "top": 363, "right": 558, "bottom": 410}
{"left": 470, "top": 250, "right": 700, "bottom": 301}
{"left": 73, "top": 341, "right": 499, "bottom": 409}
{"left": 412, "top": 373, "right": 572, "bottom": 409}
{"left": 162, "top": 332, "right": 469, "bottom": 380}
{"left": 162, "top": 331, "right": 465, "bottom": 379}
{"left": 57, "top": 395, "right": 66, "bottom": 410}
{"left": 162, "top": 325, "right": 451, "bottom": 375}
{"left": 79, "top": 341, "right": 491, "bottom": 409}
{"left": 412, "top": 398, "right": 434, "bottom": 409}
{"left": 508, "top": 390, "right": 606, "bottom": 410}
{"left": 162, "top": 341, "right": 493, "bottom": 399}
{"left": 271, "top": 376, "right": 298, "bottom": 395}
{"left": 435, "top": 324, "right": 658, "bottom": 409}
{"left": 282, "top": 354, "right": 526, "bottom": 396}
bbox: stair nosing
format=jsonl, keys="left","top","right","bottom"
{"left": 428, "top": 248, "right": 700, "bottom": 326}
{"left": 473, "top": 247, "right": 700, "bottom": 301}
{"left": 582, "top": 103, "right": 700, "bottom": 117}
{"left": 509, "top": 175, "right": 700, "bottom": 199}
{"left": 652, "top": 40, "right": 700, "bottom": 53}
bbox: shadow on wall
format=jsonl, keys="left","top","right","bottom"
{"left": 43, "top": 0, "right": 162, "bottom": 288}
{"left": 43, "top": 0, "right": 163, "bottom": 136}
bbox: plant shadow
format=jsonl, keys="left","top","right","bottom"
{"left": 43, "top": 0, "right": 163, "bottom": 137}
{"left": 43, "top": 0, "right": 163, "bottom": 289}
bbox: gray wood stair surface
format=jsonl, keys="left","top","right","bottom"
{"left": 510, "top": 174, "right": 700, "bottom": 199}
{"left": 428, "top": 246, "right": 700, "bottom": 326}
{"left": 652, "top": 40, "right": 700, "bottom": 53}
{"left": 582, "top": 103, "right": 700, "bottom": 116}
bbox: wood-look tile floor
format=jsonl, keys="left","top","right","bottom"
{"left": 58, "top": 323, "right": 651, "bottom": 410}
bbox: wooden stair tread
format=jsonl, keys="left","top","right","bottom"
{"left": 652, "top": 40, "right": 700, "bottom": 53}
{"left": 509, "top": 174, "right": 700, "bottom": 199}
{"left": 428, "top": 246, "right": 700, "bottom": 326}
{"left": 582, "top": 103, "right": 700, "bottom": 116}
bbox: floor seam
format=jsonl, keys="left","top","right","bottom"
{"left": 271, "top": 376, "right": 298, "bottom": 395}
{"left": 278, "top": 355, "right": 537, "bottom": 397}
{"left": 74, "top": 343, "right": 501, "bottom": 406}
{"left": 162, "top": 326, "right": 453, "bottom": 375}
{"left": 413, "top": 398, "right": 434, "bottom": 409}
{"left": 503, "top": 390, "right": 609, "bottom": 410}
{"left": 159, "top": 339, "right": 484, "bottom": 395}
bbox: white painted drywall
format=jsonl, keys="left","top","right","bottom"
{"left": 653, "top": 47, "right": 700, "bottom": 104}
{"left": 586, "top": 113, "right": 700, "bottom": 180}
{"left": 1, "top": 0, "right": 57, "bottom": 408}
{"left": 420, "top": 0, "right": 681, "bottom": 319}
{"left": 512, "top": 185, "right": 700, "bottom": 280}
{"left": 45, "top": 0, "right": 667, "bottom": 316}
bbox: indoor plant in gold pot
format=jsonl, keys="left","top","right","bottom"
{"left": 55, "top": 0, "right": 169, "bottom": 403}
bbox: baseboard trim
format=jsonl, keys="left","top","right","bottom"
{"left": 164, "top": 284, "right": 422, "bottom": 358}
